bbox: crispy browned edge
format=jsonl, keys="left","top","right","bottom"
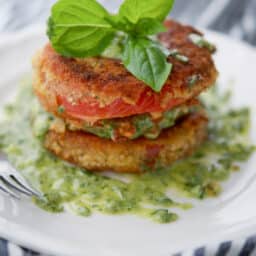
{"left": 45, "top": 113, "right": 208, "bottom": 173}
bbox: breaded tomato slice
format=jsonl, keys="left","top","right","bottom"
{"left": 45, "top": 113, "right": 208, "bottom": 173}
{"left": 33, "top": 20, "right": 217, "bottom": 122}
{"left": 50, "top": 99, "right": 202, "bottom": 141}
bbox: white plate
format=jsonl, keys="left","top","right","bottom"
{"left": 0, "top": 26, "right": 256, "bottom": 256}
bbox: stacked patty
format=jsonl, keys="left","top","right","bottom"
{"left": 33, "top": 20, "right": 218, "bottom": 173}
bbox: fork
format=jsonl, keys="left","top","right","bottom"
{"left": 0, "top": 152, "right": 43, "bottom": 199}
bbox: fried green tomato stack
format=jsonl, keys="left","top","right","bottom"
{"left": 33, "top": 20, "right": 218, "bottom": 173}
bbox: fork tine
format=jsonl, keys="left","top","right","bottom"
{"left": 0, "top": 187, "right": 12, "bottom": 198}
{"left": 0, "top": 155, "right": 43, "bottom": 198}
{"left": 0, "top": 179, "right": 20, "bottom": 199}
{"left": 10, "top": 174, "right": 43, "bottom": 198}
{"left": 1, "top": 175, "right": 33, "bottom": 196}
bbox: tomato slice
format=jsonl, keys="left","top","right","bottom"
{"left": 58, "top": 88, "right": 183, "bottom": 121}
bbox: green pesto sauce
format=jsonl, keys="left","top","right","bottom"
{"left": 70, "top": 104, "right": 199, "bottom": 141}
{"left": 0, "top": 83, "right": 254, "bottom": 223}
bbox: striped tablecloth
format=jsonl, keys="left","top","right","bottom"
{"left": 2, "top": 235, "right": 256, "bottom": 256}
{"left": 0, "top": 0, "right": 256, "bottom": 255}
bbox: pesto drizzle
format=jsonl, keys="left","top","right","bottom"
{"left": 0, "top": 82, "right": 254, "bottom": 223}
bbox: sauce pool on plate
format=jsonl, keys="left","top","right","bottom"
{"left": 0, "top": 81, "right": 254, "bottom": 223}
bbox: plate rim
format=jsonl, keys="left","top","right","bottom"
{"left": 0, "top": 25, "right": 256, "bottom": 256}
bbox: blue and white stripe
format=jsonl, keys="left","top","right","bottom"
{"left": 172, "top": 235, "right": 256, "bottom": 256}
{"left": 0, "top": 235, "right": 256, "bottom": 255}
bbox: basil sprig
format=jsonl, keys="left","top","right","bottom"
{"left": 123, "top": 37, "right": 172, "bottom": 92}
{"left": 48, "top": 0, "right": 175, "bottom": 92}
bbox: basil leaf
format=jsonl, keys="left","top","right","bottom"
{"left": 130, "top": 18, "right": 166, "bottom": 36}
{"left": 122, "top": 37, "right": 172, "bottom": 92}
{"left": 119, "top": 0, "right": 175, "bottom": 24}
{"left": 106, "top": 15, "right": 166, "bottom": 36}
{"left": 104, "top": 14, "right": 131, "bottom": 32}
{"left": 47, "top": 0, "right": 115, "bottom": 57}
{"left": 47, "top": 0, "right": 175, "bottom": 93}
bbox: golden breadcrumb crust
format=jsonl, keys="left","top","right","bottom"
{"left": 45, "top": 113, "right": 208, "bottom": 173}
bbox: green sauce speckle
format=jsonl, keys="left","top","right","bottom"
{"left": 169, "top": 49, "right": 189, "bottom": 63}
{"left": 0, "top": 82, "right": 254, "bottom": 223}
{"left": 189, "top": 33, "right": 216, "bottom": 53}
{"left": 187, "top": 74, "right": 201, "bottom": 88}
{"left": 57, "top": 105, "right": 65, "bottom": 114}
{"left": 150, "top": 209, "right": 178, "bottom": 224}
